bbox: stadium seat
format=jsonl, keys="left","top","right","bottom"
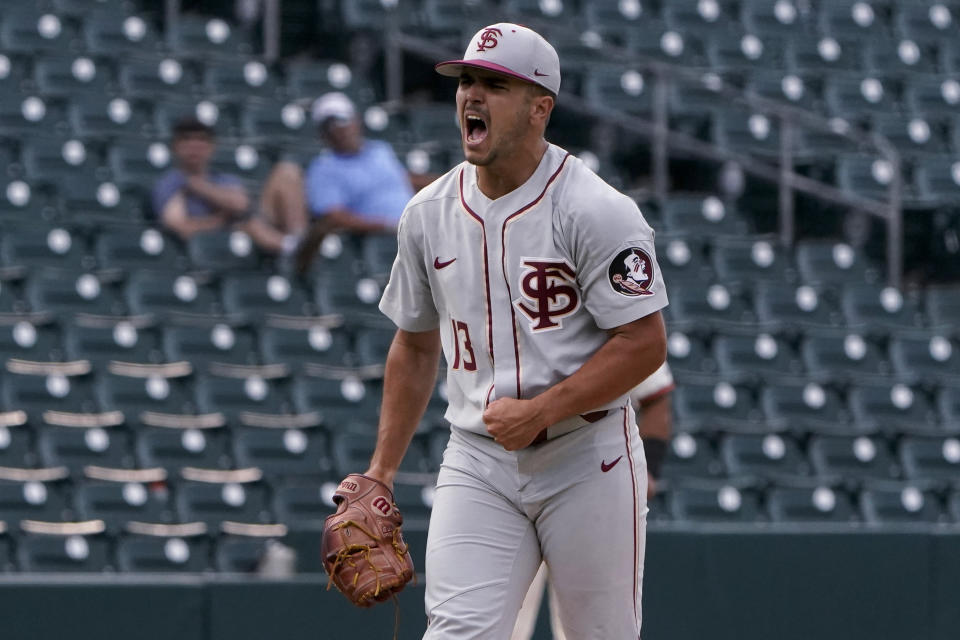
{"left": 0, "top": 419, "right": 34, "bottom": 468}
{"left": 283, "top": 58, "right": 358, "bottom": 101}
{"left": 849, "top": 381, "right": 941, "bottom": 435}
{"left": 869, "top": 113, "right": 950, "bottom": 156}
{"left": 4, "top": 367, "right": 100, "bottom": 419}
{"left": 818, "top": 0, "right": 891, "bottom": 37}
{"left": 898, "top": 435, "right": 960, "bottom": 485}
{"left": 888, "top": 334, "right": 960, "bottom": 386}
{"left": 0, "top": 469, "right": 72, "bottom": 524}
{"left": 925, "top": 285, "right": 960, "bottom": 331}
{"left": 215, "top": 522, "right": 290, "bottom": 573}
{"left": 740, "top": 0, "right": 809, "bottom": 36}
{"left": 330, "top": 430, "right": 431, "bottom": 480}
{"left": 581, "top": 65, "right": 653, "bottom": 117}
{"left": 893, "top": 2, "right": 959, "bottom": 43}
{"left": 154, "top": 97, "right": 239, "bottom": 139}
{"left": 841, "top": 284, "right": 926, "bottom": 333}
{"left": 719, "top": 432, "right": 811, "bottom": 480}
{"left": 864, "top": 37, "right": 940, "bottom": 76}
{"left": 0, "top": 320, "right": 64, "bottom": 363}
{"left": 800, "top": 330, "right": 891, "bottom": 385}
{"left": 107, "top": 140, "right": 173, "bottom": 191}
{"left": 672, "top": 380, "right": 766, "bottom": 433}
{"left": 174, "top": 468, "right": 272, "bottom": 527}
{"left": 97, "top": 368, "right": 197, "bottom": 417}
{"left": 786, "top": 35, "right": 866, "bottom": 74}
{"left": 292, "top": 375, "right": 380, "bottom": 429}
{"left": 668, "top": 479, "right": 764, "bottom": 522}
{"left": 794, "top": 240, "right": 880, "bottom": 286}
{"left": 663, "top": 283, "right": 756, "bottom": 336}
{"left": 903, "top": 75, "right": 960, "bottom": 119}
{"left": 835, "top": 153, "right": 907, "bottom": 201}
{"left": 712, "top": 332, "right": 804, "bottom": 385}
{"left": 391, "top": 481, "right": 434, "bottom": 530}
{"left": 655, "top": 234, "right": 714, "bottom": 286}
{"left": 36, "top": 424, "right": 134, "bottom": 473}
{"left": 711, "top": 236, "right": 797, "bottom": 284}
{"left": 73, "top": 467, "right": 172, "bottom": 532}
{"left": 744, "top": 71, "right": 821, "bottom": 113}
{"left": 195, "top": 371, "right": 293, "bottom": 419}
{"left": 116, "top": 522, "right": 211, "bottom": 572}
{"left": 203, "top": 60, "right": 282, "bottom": 102}
{"left": 232, "top": 426, "right": 332, "bottom": 478}
{"left": 94, "top": 227, "right": 188, "bottom": 273}
{"left": 81, "top": 9, "right": 163, "bottom": 55}
{"left": 660, "top": 433, "right": 726, "bottom": 480}
{"left": 162, "top": 322, "right": 258, "bottom": 367}
{"left": 623, "top": 20, "right": 705, "bottom": 66}
{"left": 258, "top": 322, "right": 353, "bottom": 370}
{"left": 117, "top": 56, "right": 199, "bottom": 99}
{"left": 706, "top": 30, "right": 785, "bottom": 73}
{"left": 913, "top": 154, "right": 960, "bottom": 202}
{"left": 185, "top": 231, "right": 261, "bottom": 274}
{"left": 272, "top": 479, "right": 336, "bottom": 530}
{"left": 755, "top": 283, "right": 844, "bottom": 334}
{"left": 661, "top": 195, "right": 750, "bottom": 237}
{"left": 664, "top": 331, "right": 716, "bottom": 382}
{"left": 33, "top": 56, "right": 113, "bottom": 98}
{"left": 25, "top": 270, "right": 124, "bottom": 318}
{"left": 16, "top": 521, "right": 111, "bottom": 572}
{"left": 859, "top": 481, "right": 945, "bottom": 523}
{"left": 0, "top": 9, "right": 80, "bottom": 54}
{"left": 63, "top": 318, "right": 164, "bottom": 366}
{"left": 760, "top": 381, "right": 857, "bottom": 435}
{"left": 169, "top": 16, "right": 255, "bottom": 59}
{"left": 0, "top": 522, "right": 10, "bottom": 571}
{"left": 67, "top": 94, "right": 157, "bottom": 138}
{"left": 124, "top": 271, "right": 223, "bottom": 319}
{"left": 663, "top": 0, "right": 738, "bottom": 38}
{"left": 808, "top": 435, "right": 899, "bottom": 482}
{"left": 937, "top": 386, "right": 960, "bottom": 434}
{"left": 353, "top": 326, "right": 395, "bottom": 368}
{"left": 313, "top": 270, "right": 388, "bottom": 323}
{"left": 136, "top": 425, "right": 233, "bottom": 472}
{"left": 221, "top": 274, "right": 316, "bottom": 320}
{"left": 766, "top": 483, "right": 858, "bottom": 522}
{"left": 823, "top": 74, "right": 901, "bottom": 118}
{"left": 0, "top": 95, "right": 69, "bottom": 138}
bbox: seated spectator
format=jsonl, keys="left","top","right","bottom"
{"left": 152, "top": 118, "right": 250, "bottom": 241}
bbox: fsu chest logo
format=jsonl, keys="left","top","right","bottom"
{"left": 514, "top": 259, "right": 580, "bottom": 331}
{"left": 609, "top": 247, "right": 655, "bottom": 296}
{"left": 476, "top": 27, "right": 502, "bottom": 52}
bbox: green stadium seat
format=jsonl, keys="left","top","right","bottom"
{"left": 835, "top": 153, "right": 909, "bottom": 201}
{"left": 869, "top": 113, "right": 950, "bottom": 156}
{"left": 661, "top": 195, "right": 750, "bottom": 237}
{"left": 655, "top": 234, "right": 714, "bottom": 286}
{"left": 313, "top": 271, "right": 387, "bottom": 323}
{"left": 154, "top": 98, "right": 239, "bottom": 139}
{"left": 824, "top": 74, "right": 901, "bottom": 118}
{"left": 1, "top": 225, "right": 92, "bottom": 272}
{"left": 73, "top": 468, "right": 172, "bottom": 533}
{"left": 582, "top": 0, "right": 646, "bottom": 43}
{"left": 720, "top": 432, "right": 811, "bottom": 481}
{"left": 664, "top": 331, "right": 717, "bottom": 382}
{"left": 124, "top": 271, "right": 223, "bottom": 319}
{"left": 711, "top": 236, "right": 796, "bottom": 284}
{"left": 660, "top": 433, "right": 725, "bottom": 479}
{"left": 581, "top": 65, "right": 653, "bottom": 117}
{"left": 37, "top": 424, "right": 134, "bottom": 473}
{"left": 283, "top": 59, "right": 356, "bottom": 101}
{"left": 706, "top": 31, "right": 786, "bottom": 73}
{"left": 107, "top": 139, "right": 172, "bottom": 189}
{"left": 239, "top": 99, "right": 309, "bottom": 144}
{"left": 786, "top": 35, "right": 866, "bottom": 73}
{"left": 186, "top": 231, "right": 262, "bottom": 274}
{"left": 0, "top": 320, "right": 64, "bottom": 363}
{"left": 116, "top": 523, "right": 212, "bottom": 572}
{"left": 818, "top": 0, "right": 892, "bottom": 38}
{"left": 898, "top": 435, "right": 960, "bottom": 485}
{"left": 672, "top": 380, "right": 765, "bottom": 433}
{"left": 761, "top": 381, "right": 857, "bottom": 435}
{"left": 841, "top": 284, "right": 926, "bottom": 333}
{"left": 292, "top": 375, "right": 380, "bottom": 429}
{"left": 625, "top": 20, "right": 706, "bottom": 66}
{"left": 203, "top": 60, "right": 282, "bottom": 102}
{"left": 174, "top": 470, "right": 272, "bottom": 527}
{"left": 117, "top": 56, "right": 199, "bottom": 99}
{"left": 81, "top": 9, "right": 163, "bottom": 55}
{"left": 0, "top": 472, "right": 72, "bottom": 524}
{"left": 136, "top": 426, "right": 233, "bottom": 473}
{"left": 67, "top": 94, "right": 157, "bottom": 138}
{"left": 808, "top": 435, "right": 899, "bottom": 482}
{"left": 221, "top": 274, "right": 316, "bottom": 320}
{"left": 740, "top": 0, "right": 809, "bottom": 37}
{"left": 711, "top": 109, "right": 782, "bottom": 158}
{"left": 258, "top": 322, "right": 353, "bottom": 369}
{"left": 800, "top": 330, "right": 891, "bottom": 385}
{"left": 25, "top": 270, "right": 125, "bottom": 318}
{"left": 664, "top": 283, "right": 755, "bottom": 336}
{"left": 859, "top": 481, "right": 945, "bottom": 523}
{"left": 272, "top": 479, "right": 336, "bottom": 530}
{"left": 162, "top": 322, "right": 258, "bottom": 367}
{"left": 893, "top": 2, "right": 959, "bottom": 43}
{"left": 663, "top": 0, "right": 738, "bottom": 38}
{"left": 744, "top": 71, "right": 821, "bottom": 113}
{"left": 766, "top": 484, "right": 858, "bottom": 522}
{"left": 889, "top": 334, "right": 960, "bottom": 387}
{"left": 904, "top": 75, "right": 960, "bottom": 118}
{"left": 232, "top": 427, "right": 332, "bottom": 478}
{"left": 865, "top": 38, "right": 940, "bottom": 77}
{"left": 849, "top": 381, "right": 940, "bottom": 435}
{"left": 795, "top": 240, "right": 881, "bottom": 286}
{"left": 16, "top": 523, "right": 111, "bottom": 572}
{"left": 0, "top": 95, "right": 69, "bottom": 137}
{"left": 0, "top": 9, "right": 80, "bottom": 54}
{"left": 33, "top": 56, "right": 114, "bottom": 98}
{"left": 4, "top": 368, "right": 100, "bottom": 419}
{"left": 94, "top": 227, "right": 187, "bottom": 273}
{"left": 668, "top": 479, "right": 764, "bottom": 522}
{"left": 755, "top": 283, "right": 845, "bottom": 334}
{"left": 64, "top": 318, "right": 163, "bottom": 366}
{"left": 100, "top": 374, "right": 193, "bottom": 421}
{"left": 170, "top": 16, "right": 255, "bottom": 59}
{"left": 712, "top": 333, "right": 804, "bottom": 385}
{"left": 194, "top": 371, "right": 293, "bottom": 419}
{"left": 0, "top": 420, "right": 34, "bottom": 468}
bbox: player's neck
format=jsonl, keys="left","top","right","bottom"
{"left": 476, "top": 139, "right": 548, "bottom": 200}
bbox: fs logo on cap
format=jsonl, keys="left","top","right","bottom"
{"left": 609, "top": 248, "right": 655, "bottom": 297}
{"left": 476, "top": 27, "right": 502, "bottom": 52}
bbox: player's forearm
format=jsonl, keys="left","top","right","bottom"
{"left": 365, "top": 328, "right": 441, "bottom": 486}
{"left": 534, "top": 312, "right": 667, "bottom": 427}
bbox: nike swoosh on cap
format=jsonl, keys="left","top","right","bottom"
{"left": 533, "top": 69, "right": 549, "bottom": 76}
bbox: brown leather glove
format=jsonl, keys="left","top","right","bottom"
{"left": 321, "top": 474, "right": 415, "bottom": 607}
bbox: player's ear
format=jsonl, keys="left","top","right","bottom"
{"left": 529, "top": 93, "right": 554, "bottom": 127}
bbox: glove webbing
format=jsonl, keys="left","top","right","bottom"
{"left": 324, "top": 519, "right": 413, "bottom": 603}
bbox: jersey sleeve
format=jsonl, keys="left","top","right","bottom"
{"left": 378, "top": 207, "right": 440, "bottom": 332}
{"left": 567, "top": 187, "right": 668, "bottom": 330}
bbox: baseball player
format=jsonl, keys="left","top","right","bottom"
{"left": 512, "top": 362, "right": 676, "bottom": 640}
{"left": 365, "top": 23, "right": 669, "bottom": 638}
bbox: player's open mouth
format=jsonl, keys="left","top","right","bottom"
{"left": 465, "top": 113, "right": 488, "bottom": 145}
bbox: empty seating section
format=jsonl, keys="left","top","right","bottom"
{"left": 0, "top": 0, "right": 958, "bottom": 574}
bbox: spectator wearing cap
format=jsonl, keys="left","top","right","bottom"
{"left": 152, "top": 118, "right": 250, "bottom": 241}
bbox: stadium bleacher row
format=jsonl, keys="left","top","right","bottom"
{"left": 0, "top": 0, "right": 958, "bottom": 575}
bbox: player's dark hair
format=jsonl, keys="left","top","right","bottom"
{"left": 172, "top": 117, "right": 215, "bottom": 139}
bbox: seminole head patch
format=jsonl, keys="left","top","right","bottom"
{"left": 608, "top": 247, "right": 655, "bottom": 297}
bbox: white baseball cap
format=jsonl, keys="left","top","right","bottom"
{"left": 435, "top": 23, "right": 561, "bottom": 96}
{"left": 310, "top": 91, "right": 356, "bottom": 125}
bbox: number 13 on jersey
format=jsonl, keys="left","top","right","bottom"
{"left": 450, "top": 317, "right": 477, "bottom": 372}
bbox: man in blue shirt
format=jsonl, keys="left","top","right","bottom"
{"left": 152, "top": 118, "right": 250, "bottom": 240}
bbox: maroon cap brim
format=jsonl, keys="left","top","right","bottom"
{"left": 435, "top": 59, "right": 540, "bottom": 88}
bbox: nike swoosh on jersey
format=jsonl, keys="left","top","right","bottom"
{"left": 434, "top": 257, "right": 456, "bottom": 269}
{"left": 600, "top": 456, "right": 623, "bottom": 473}
{"left": 533, "top": 69, "right": 549, "bottom": 77}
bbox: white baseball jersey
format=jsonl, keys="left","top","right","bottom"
{"left": 379, "top": 143, "right": 669, "bottom": 435}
